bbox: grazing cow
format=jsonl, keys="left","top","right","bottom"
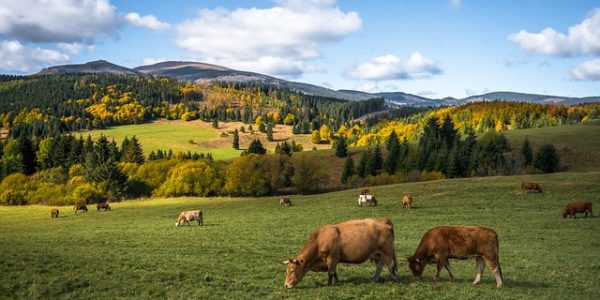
{"left": 97, "top": 202, "right": 111, "bottom": 211}
{"left": 402, "top": 195, "right": 413, "bottom": 209}
{"left": 521, "top": 181, "right": 543, "bottom": 193}
{"left": 280, "top": 196, "right": 292, "bottom": 206}
{"left": 562, "top": 200, "right": 593, "bottom": 218}
{"left": 73, "top": 203, "right": 88, "bottom": 214}
{"left": 358, "top": 194, "right": 377, "bottom": 206}
{"left": 283, "top": 218, "right": 399, "bottom": 288}
{"left": 51, "top": 208, "right": 59, "bottom": 218}
{"left": 176, "top": 210, "right": 204, "bottom": 227}
{"left": 407, "top": 226, "right": 503, "bottom": 288}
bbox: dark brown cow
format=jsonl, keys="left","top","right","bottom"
{"left": 562, "top": 200, "right": 593, "bottom": 218}
{"left": 407, "top": 226, "right": 503, "bottom": 287}
{"left": 97, "top": 202, "right": 111, "bottom": 211}
{"left": 283, "top": 218, "right": 399, "bottom": 288}
{"left": 521, "top": 181, "right": 543, "bottom": 193}
{"left": 73, "top": 203, "right": 88, "bottom": 214}
{"left": 280, "top": 196, "right": 292, "bottom": 206}
{"left": 402, "top": 195, "right": 413, "bottom": 209}
{"left": 51, "top": 208, "right": 59, "bottom": 218}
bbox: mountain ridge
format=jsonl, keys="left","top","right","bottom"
{"left": 33, "top": 60, "right": 600, "bottom": 106}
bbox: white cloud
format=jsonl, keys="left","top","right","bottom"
{"left": 508, "top": 8, "right": 600, "bottom": 56}
{"left": 571, "top": 58, "right": 600, "bottom": 81}
{"left": 0, "top": 0, "right": 121, "bottom": 44}
{"left": 57, "top": 42, "right": 95, "bottom": 55}
{"left": 345, "top": 53, "right": 442, "bottom": 81}
{"left": 0, "top": 40, "right": 69, "bottom": 72}
{"left": 173, "top": 0, "right": 361, "bottom": 77}
{"left": 125, "top": 12, "right": 170, "bottom": 31}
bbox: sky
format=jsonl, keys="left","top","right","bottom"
{"left": 0, "top": 0, "right": 599, "bottom": 98}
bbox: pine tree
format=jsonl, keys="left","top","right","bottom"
{"left": 212, "top": 118, "right": 219, "bottom": 129}
{"left": 370, "top": 144, "right": 383, "bottom": 175}
{"left": 385, "top": 130, "right": 399, "bottom": 151}
{"left": 384, "top": 139, "right": 400, "bottom": 175}
{"left": 341, "top": 155, "right": 355, "bottom": 184}
{"left": 232, "top": 129, "right": 240, "bottom": 149}
{"left": 534, "top": 143, "right": 560, "bottom": 173}
{"left": 17, "top": 136, "right": 36, "bottom": 175}
{"left": 521, "top": 137, "right": 533, "bottom": 166}
{"left": 246, "top": 139, "right": 266, "bottom": 155}
{"left": 358, "top": 149, "right": 370, "bottom": 178}
{"left": 334, "top": 136, "right": 348, "bottom": 157}
{"left": 266, "top": 124, "right": 273, "bottom": 141}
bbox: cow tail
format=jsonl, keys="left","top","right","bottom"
{"left": 386, "top": 218, "right": 398, "bottom": 274}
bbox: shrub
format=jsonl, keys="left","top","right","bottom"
{"left": 224, "top": 154, "right": 270, "bottom": 196}
{"left": 534, "top": 144, "right": 560, "bottom": 173}
{"left": 0, "top": 173, "right": 30, "bottom": 205}
{"left": 156, "top": 161, "right": 223, "bottom": 197}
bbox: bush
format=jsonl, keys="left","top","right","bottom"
{"left": 134, "top": 160, "right": 179, "bottom": 192}
{"left": 292, "top": 155, "right": 328, "bottom": 194}
{"left": 156, "top": 161, "right": 223, "bottom": 197}
{"left": 534, "top": 144, "right": 560, "bottom": 173}
{"left": 224, "top": 154, "right": 271, "bottom": 196}
{"left": 0, "top": 173, "right": 30, "bottom": 205}
{"left": 70, "top": 183, "right": 106, "bottom": 204}
{"left": 28, "top": 183, "right": 70, "bottom": 205}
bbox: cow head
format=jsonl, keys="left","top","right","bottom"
{"left": 407, "top": 256, "right": 425, "bottom": 279}
{"left": 561, "top": 208, "right": 568, "bottom": 218}
{"left": 283, "top": 258, "right": 306, "bottom": 288}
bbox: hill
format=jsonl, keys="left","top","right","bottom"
{"left": 0, "top": 171, "right": 598, "bottom": 298}
{"left": 38, "top": 60, "right": 142, "bottom": 76}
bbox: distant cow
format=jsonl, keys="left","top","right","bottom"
{"left": 51, "top": 208, "right": 59, "bottom": 218}
{"left": 407, "top": 226, "right": 504, "bottom": 288}
{"left": 360, "top": 188, "right": 370, "bottom": 195}
{"left": 176, "top": 210, "right": 203, "bottom": 227}
{"left": 73, "top": 203, "right": 88, "bottom": 214}
{"left": 97, "top": 202, "right": 111, "bottom": 211}
{"left": 402, "top": 195, "right": 413, "bottom": 209}
{"left": 358, "top": 194, "right": 377, "bottom": 206}
{"left": 280, "top": 196, "right": 292, "bottom": 206}
{"left": 521, "top": 181, "right": 543, "bottom": 193}
{"left": 562, "top": 200, "right": 593, "bottom": 218}
{"left": 284, "top": 218, "right": 399, "bottom": 288}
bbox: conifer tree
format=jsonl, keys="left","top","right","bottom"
{"left": 384, "top": 139, "right": 400, "bottom": 175}
{"left": 246, "top": 139, "right": 266, "bottom": 155}
{"left": 266, "top": 124, "right": 273, "bottom": 141}
{"left": 232, "top": 129, "right": 240, "bottom": 149}
{"left": 370, "top": 144, "right": 383, "bottom": 175}
{"left": 521, "top": 137, "right": 533, "bottom": 166}
{"left": 212, "top": 118, "right": 219, "bottom": 129}
{"left": 334, "top": 136, "right": 348, "bottom": 157}
{"left": 534, "top": 144, "right": 559, "bottom": 173}
{"left": 341, "top": 155, "right": 355, "bottom": 184}
{"left": 358, "top": 149, "right": 370, "bottom": 178}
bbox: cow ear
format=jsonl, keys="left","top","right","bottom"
{"left": 415, "top": 258, "right": 420, "bottom": 263}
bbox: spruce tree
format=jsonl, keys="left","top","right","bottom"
{"left": 371, "top": 144, "right": 383, "bottom": 175}
{"left": 384, "top": 139, "right": 400, "bottom": 175}
{"left": 341, "top": 155, "right": 355, "bottom": 184}
{"left": 232, "top": 129, "right": 240, "bottom": 149}
{"left": 521, "top": 137, "right": 533, "bottom": 166}
{"left": 385, "top": 130, "right": 399, "bottom": 151}
{"left": 266, "top": 124, "right": 273, "bottom": 141}
{"left": 246, "top": 139, "right": 266, "bottom": 155}
{"left": 358, "top": 149, "right": 370, "bottom": 177}
{"left": 533, "top": 144, "right": 560, "bottom": 173}
{"left": 334, "top": 136, "right": 348, "bottom": 157}
{"left": 212, "top": 118, "right": 219, "bottom": 129}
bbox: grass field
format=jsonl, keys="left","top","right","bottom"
{"left": 1, "top": 172, "right": 599, "bottom": 299}
{"left": 82, "top": 119, "right": 330, "bottom": 161}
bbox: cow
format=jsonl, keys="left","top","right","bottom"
{"left": 360, "top": 188, "right": 370, "bottom": 195}
{"left": 562, "top": 200, "right": 593, "bottom": 218}
{"left": 521, "top": 181, "right": 543, "bottom": 193}
{"left": 407, "top": 226, "right": 504, "bottom": 288}
{"left": 51, "top": 208, "right": 59, "bottom": 218}
{"left": 175, "top": 210, "right": 204, "bottom": 227}
{"left": 402, "top": 195, "right": 413, "bottom": 209}
{"left": 97, "top": 202, "right": 111, "bottom": 211}
{"left": 283, "top": 218, "right": 399, "bottom": 288}
{"left": 73, "top": 203, "right": 88, "bottom": 214}
{"left": 280, "top": 196, "right": 292, "bottom": 206}
{"left": 358, "top": 194, "right": 378, "bottom": 206}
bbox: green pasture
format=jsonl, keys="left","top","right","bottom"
{"left": 82, "top": 121, "right": 242, "bottom": 161}
{"left": 1, "top": 172, "right": 599, "bottom": 299}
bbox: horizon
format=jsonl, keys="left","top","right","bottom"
{"left": 0, "top": 0, "right": 599, "bottom": 98}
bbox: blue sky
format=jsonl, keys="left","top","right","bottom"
{"left": 0, "top": 0, "right": 599, "bottom": 98}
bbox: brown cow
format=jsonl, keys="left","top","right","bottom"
{"left": 360, "top": 188, "right": 370, "bottom": 195}
{"left": 176, "top": 210, "right": 203, "bottom": 227}
{"left": 521, "top": 181, "right": 543, "bottom": 193}
{"left": 283, "top": 218, "right": 399, "bottom": 288}
{"left": 562, "top": 200, "right": 593, "bottom": 218}
{"left": 73, "top": 203, "right": 88, "bottom": 214}
{"left": 407, "top": 226, "right": 503, "bottom": 287}
{"left": 402, "top": 195, "right": 413, "bottom": 209}
{"left": 97, "top": 202, "right": 111, "bottom": 211}
{"left": 280, "top": 196, "right": 292, "bottom": 206}
{"left": 50, "top": 208, "right": 59, "bottom": 218}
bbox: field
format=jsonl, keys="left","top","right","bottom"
{"left": 1, "top": 172, "right": 599, "bottom": 299}
{"left": 82, "top": 120, "right": 331, "bottom": 161}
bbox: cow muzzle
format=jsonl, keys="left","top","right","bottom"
{"left": 284, "top": 283, "right": 294, "bottom": 289}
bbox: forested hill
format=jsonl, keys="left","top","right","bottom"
{"left": 0, "top": 74, "right": 385, "bottom": 138}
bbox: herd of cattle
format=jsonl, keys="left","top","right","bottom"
{"left": 48, "top": 179, "right": 593, "bottom": 289}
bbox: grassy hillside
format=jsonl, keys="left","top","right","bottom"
{"left": 1, "top": 172, "right": 599, "bottom": 299}
{"left": 83, "top": 119, "right": 331, "bottom": 160}
{"left": 503, "top": 123, "right": 600, "bottom": 172}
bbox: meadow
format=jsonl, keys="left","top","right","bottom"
{"left": 1, "top": 172, "right": 599, "bottom": 299}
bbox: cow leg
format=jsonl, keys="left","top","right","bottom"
{"left": 473, "top": 256, "right": 485, "bottom": 285}
{"left": 444, "top": 260, "right": 455, "bottom": 280}
{"left": 484, "top": 256, "right": 503, "bottom": 288}
{"left": 373, "top": 258, "right": 384, "bottom": 282}
{"left": 383, "top": 253, "right": 399, "bottom": 282}
{"left": 326, "top": 258, "right": 339, "bottom": 285}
